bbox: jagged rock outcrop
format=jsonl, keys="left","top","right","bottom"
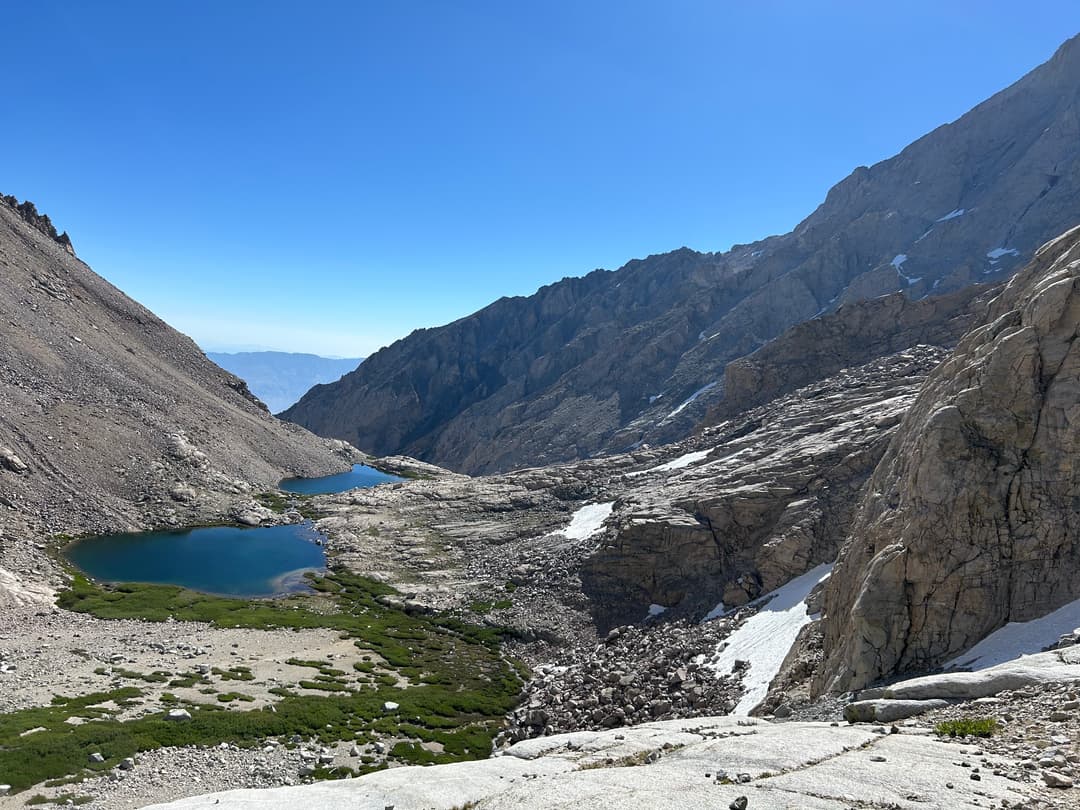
{"left": 0, "top": 194, "right": 74, "bottom": 254}
{"left": 706, "top": 284, "right": 986, "bottom": 422}
{"left": 284, "top": 33, "right": 1080, "bottom": 474}
{"left": 581, "top": 346, "right": 948, "bottom": 632}
{"left": 0, "top": 198, "right": 355, "bottom": 597}
{"left": 817, "top": 225, "right": 1080, "bottom": 693}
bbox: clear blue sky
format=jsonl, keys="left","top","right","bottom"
{"left": 6, "top": 2, "right": 1080, "bottom": 356}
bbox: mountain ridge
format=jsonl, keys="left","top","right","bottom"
{"left": 283, "top": 33, "right": 1080, "bottom": 474}
{"left": 206, "top": 351, "right": 363, "bottom": 413}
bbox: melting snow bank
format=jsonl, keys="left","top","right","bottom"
{"left": 937, "top": 207, "right": 966, "bottom": 222}
{"left": 144, "top": 716, "right": 1039, "bottom": 810}
{"left": 662, "top": 381, "right": 718, "bottom": 422}
{"left": 649, "top": 448, "right": 711, "bottom": 473}
{"left": 558, "top": 502, "right": 614, "bottom": 540}
{"left": 944, "top": 595, "right": 1080, "bottom": 671}
{"left": 704, "top": 563, "right": 833, "bottom": 714}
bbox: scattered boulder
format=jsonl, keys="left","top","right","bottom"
{"left": 0, "top": 447, "right": 28, "bottom": 474}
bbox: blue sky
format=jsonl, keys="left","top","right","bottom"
{"left": 6, "top": 3, "right": 1080, "bottom": 356}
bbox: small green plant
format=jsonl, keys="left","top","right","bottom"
{"left": 26, "top": 793, "right": 92, "bottom": 806}
{"left": 934, "top": 717, "right": 999, "bottom": 738}
{"left": 212, "top": 666, "right": 254, "bottom": 682}
{"left": 168, "top": 673, "right": 201, "bottom": 688}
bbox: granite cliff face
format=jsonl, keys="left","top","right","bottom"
{"left": 284, "top": 34, "right": 1080, "bottom": 474}
{"left": 817, "top": 225, "right": 1080, "bottom": 693}
{"left": 0, "top": 200, "right": 355, "bottom": 601}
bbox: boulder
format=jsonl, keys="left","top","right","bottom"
{"left": 844, "top": 699, "right": 950, "bottom": 723}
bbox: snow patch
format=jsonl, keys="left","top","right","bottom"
{"left": 890, "top": 254, "right": 908, "bottom": 268}
{"left": 704, "top": 564, "right": 833, "bottom": 714}
{"left": 647, "top": 604, "right": 668, "bottom": 618}
{"left": 649, "top": 449, "right": 711, "bottom": 473}
{"left": 936, "top": 208, "right": 965, "bottom": 222}
{"left": 701, "top": 601, "right": 727, "bottom": 622}
{"left": 944, "top": 596, "right": 1080, "bottom": 671}
{"left": 662, "top": 382, "right": 718, "bottom": 422}
{"left": 558, "top": 502, "right": 615, "bottom": 541}
{"left": 986, "top": 247, "right": 1019, "bottom": 261}
{"left": 648, "top": 393, "right": 664, "bottom": 404}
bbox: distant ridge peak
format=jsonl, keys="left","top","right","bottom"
{"left": 0, "top": 193, "right": 74, "bottom": 254}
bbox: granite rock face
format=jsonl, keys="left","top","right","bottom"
{"left": 283, "top": 34, "right": 1080, "bottom": 474}
{"left": 706, "top": 284, "right": 986, "bottom": 423}
{"left": 817, "top": 226, "right": 1080, "bottom": 693}
{"left": 581, "top": 346, "right": 948, "bottom": 632}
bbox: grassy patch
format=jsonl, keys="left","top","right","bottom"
{"left": 286, "top": 658, "right": 331, "bottom": 670}
{"left": 934, "top": 717, "right": 999, "bottom": 738}
{"left": 212, "top": 666, "right": 254, "bottom": 682}
{"left": 167, "top": 673, "right": 201, "bottom": 689}
{"left": 254, "top": 492, "right": 289, "bottom": 513}
{"left": 7, "top": 570, "right": 527, "bottom": 793}
{"left": 254, "top": 492, "right": 323, "bottom": 520}
{"left": 27, "top": 793, "right": 92, "bottom": 806}
{"left": 216, "top": 692, "right": 255, "bottom": 703}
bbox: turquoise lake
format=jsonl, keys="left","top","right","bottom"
{"left": 66, "top": 465, "right": 403, "bottom": 597}
{"left": 65, "top": 523, "right": 328, "bottom": 597}
{"left": 279, "top": 463, "right": 402, "bottom": 495}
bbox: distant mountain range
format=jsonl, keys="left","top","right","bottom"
{"left": 206, "top": 352, "right": 363, "bottom": 414}
{"left": 282, "top": 33, "right": 1080, "bottom": 474}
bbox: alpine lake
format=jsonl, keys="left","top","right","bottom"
{"left": 9, "top": 464, "right": 524, "bottom": 795}
{"left": 63, "top": 465, "right": 403, "bottom": 596}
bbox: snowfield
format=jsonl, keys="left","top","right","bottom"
{"left": 945, "top": 595, "right": 1080, "bottom": 671}
{"left": 703, "top": 563, "right": 833, "bottom": 714}
{"left": 558, "top": 501, "right": 615, "bottom": 541}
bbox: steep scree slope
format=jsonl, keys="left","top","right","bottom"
{"left": 284, "top": 33, "right": 1080, "bottom": 474}
{"left": 0, "top": 200, "right": 353, "bottom": 572}
{"left": 816, "top": 225, "right": 1080, "bottom": 693}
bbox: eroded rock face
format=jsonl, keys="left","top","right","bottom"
{"left": 708, "top": 285, "right": 985, "bottom": 423}
{"left": 817, "top": 226, "right": 1080, "bottom": 694}
{"left": 581, "top": 346, "right": 948, "bottom": 631}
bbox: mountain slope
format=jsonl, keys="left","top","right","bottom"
{"left": 206, "top": 351, "right": 362, "bottom": 413}
{"left": 816, "top": 225, "right": 1080, "bottom": 692}
{"left": 283, "top": 33, "right": 1080, "bottom": 474}
{"left": 0, "top": 198, "right": 354, "bottom": 590}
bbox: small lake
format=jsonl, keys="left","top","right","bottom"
{"left": 65, "top": 523, "right": 328, "bottom": 598}
{"left": 279, "top": 463, "right": 403, "bottom": 495}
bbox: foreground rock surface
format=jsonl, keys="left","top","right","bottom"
{"left": 141, "top": 716, "right": 1051, "bottom": 810}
